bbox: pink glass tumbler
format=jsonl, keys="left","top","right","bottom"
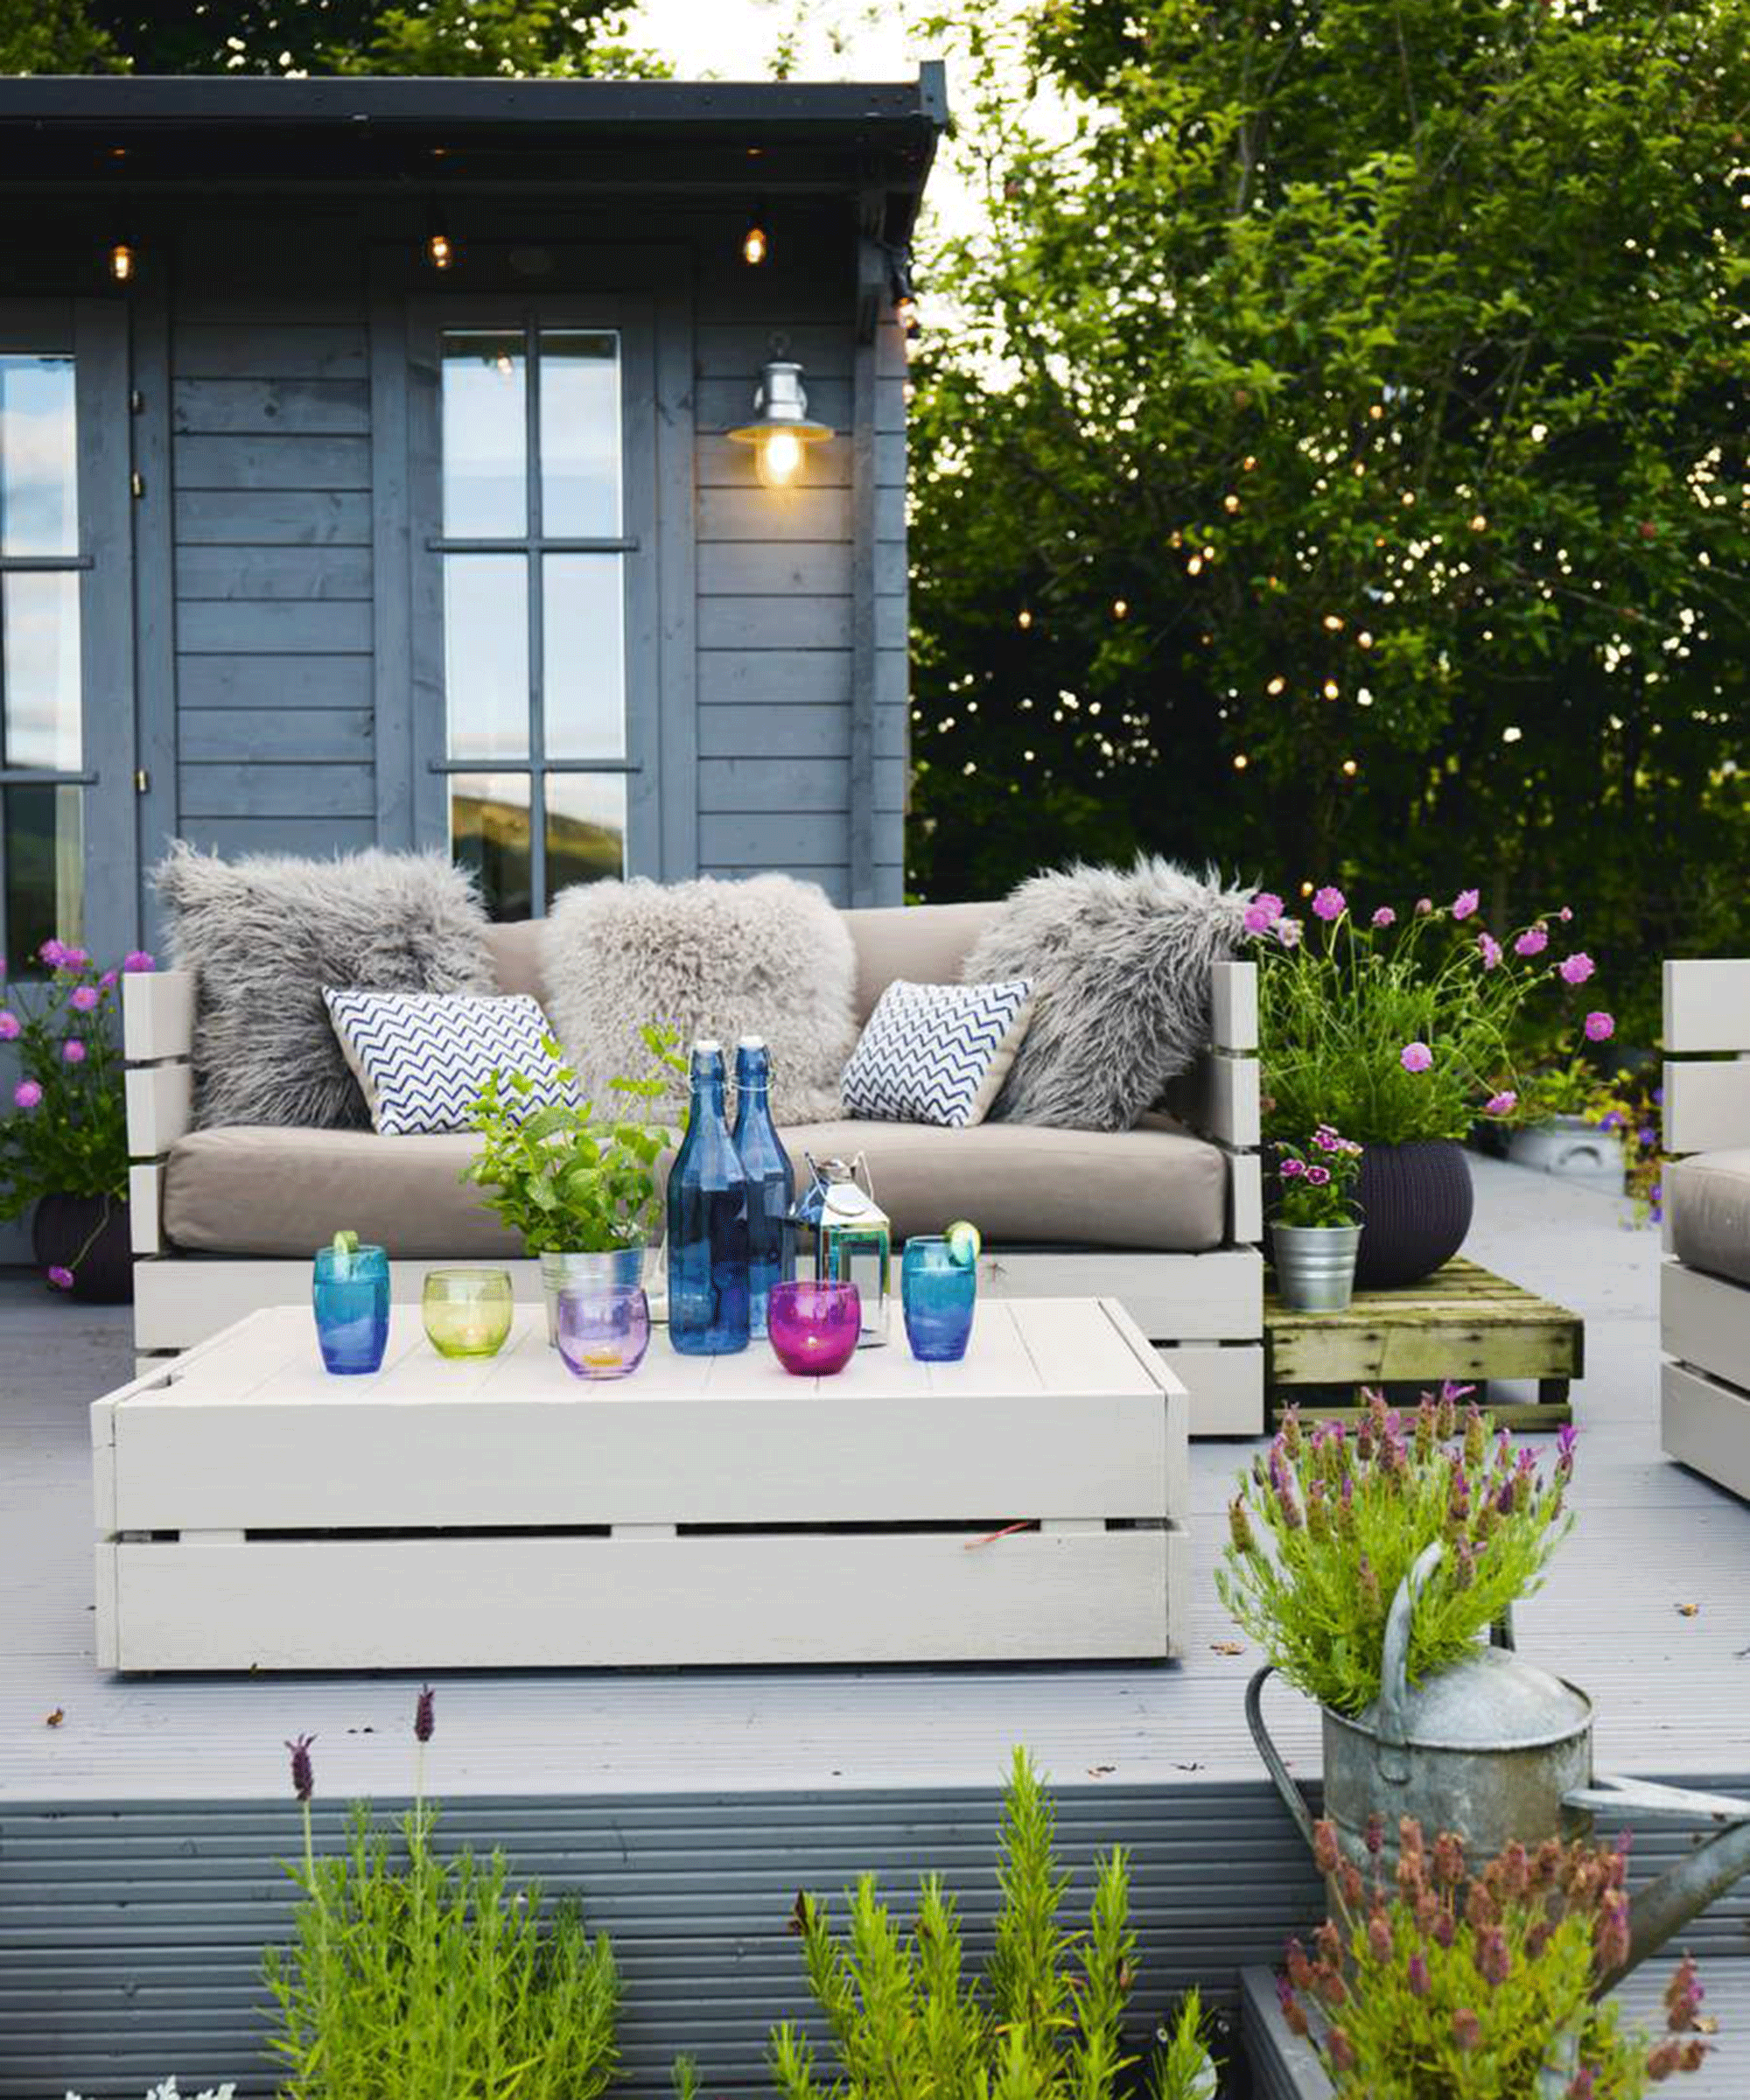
{"left": 766, "top": 1279, "right": 860, "bottom": 1376}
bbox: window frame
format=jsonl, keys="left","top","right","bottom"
{"left": 404, "top": 294, "right": 660, "bottom": 914}
{"left": 0, "top": 297, "right": 136, "bottom": 972}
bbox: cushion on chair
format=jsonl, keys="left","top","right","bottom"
{"left": 840, "top": 978, "right": 1033, "bottom": 1129}
{"left": 1667, "top": 1149, "right": 1750, "bottom": 1290}
{"left": 841, "top": 901, "right": 999, "bottom": 1026}
{"left": 324, "top": 989, "right": 575, "bottom": 1137}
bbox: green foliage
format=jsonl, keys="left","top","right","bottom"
{"left": 768, "top": 1746, "right": 1219, "bottom": 2100}
{"left": 1215, "top": 1394, "right": 1573, "bottom": 1714}
{"left": 461, "top": 1025, "right": 684, "bottom": 1256}
{"left": 1284, "top": 1819, "right": 1709, "bottom": 2096}
{"left": 0, "top": 954, "right": 130, "bottom": 1224}
{"left": 1255, "top": 891, "right": 1605, "bottom": 1145}
{"left": 1273, "top": 1124, "right": 1362, "bottom": 1228}
{"left": 0, "top": 0, "right": 122, "bottom": 70}
{"left": 906, "top": 0, "right": 1747, "bottom": 1034}
{"left": 263, "top": 1802, "right": 619, "bottom": 2100}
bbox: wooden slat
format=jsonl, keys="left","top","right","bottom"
{"left": 173, "top": 488, "right": 371, "bottom": 546}
{"left": 172, "top": 323, "right": 368, "bottom": 381}
{"left": 175, "top": 652, "right": 372, "bottom": 709}
{"left": 1663, "top": 1057, "right": 1750, "bottom": 1154}
{"left": 122, "top": 970, "right": 194, "bottom": 1065}
{"left": 1662, "top": 1259, "right": 1750, "bottom": 1398}
{"left": 697, "top": 648, "right": 853, "bottom": 707}
{"left": 1662, "top": 1359, "right": 1750, "bottom": 1502}
{"left": 1170, "top": 1049, "right": 1262, "bottom": 1149}
{"left": 1155, "top": 1343, "right": 1264, "bottom": 1437}
{"left": 696, "top": 540, "right": 857, "bottom": 595}
{"left": 1229, "top": 1146, "right": 1264, "bottom": 1244}
{"left": 698, "top": 810, "right": 850, "bottom": 864}
{"left": 175, "top": 816, "right": 377, "bottom": 859}
{"left": 697, "top": 597, "right": 852, "bottom": 650}
{"left": 174, "top": 543, "right": 372, "bottom": 601}
{"left": 124, "top": 1065, "right": 192, "bottom": 1159}
{"left": 175, "top": 598, "right": 373, "bottom": 654}
{"left": 172, "top": 377, "right": 370, "bottom": 436}
{"left": 699, "top": 703, "right": 850, "bottom": 759}
{"left": 178, "top": 708, "right": 373, "bottom": 764}
{"left": 173, "top": 432, "right": 371, "bottom": 491}
{"left": 126, "top": 1165, "right": 161, "bottom": 1256}
{"left": 1664, "top": 958, "right": 1750, "bottom": 1054}
{"left": 696, "top": 485, "right": 852, "bottom": 542}
{"left": 178, "top": 761, "right": 374, "bottom": 820}
{"left": 979, "top": 1248, "right": 1264, "bottom": 1344}
{"left": 1212, "top": 960, "right": 1258, "bottom": 1052}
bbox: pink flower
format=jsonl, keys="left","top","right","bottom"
{"left": 1558, "top": 906, "right": 1573, "bottom": 921}
{"left": 1400, "top": 1041, "right": 1433, "bottom": 1074}
{"left": 47, "top": 1265, "right": 74, "bottom": 1291}
{"left": 1585, "top": 1011, "right": 1614, "bottom": 1042}
{"left": 1312, "top": 885, "right": 1346, "bottom": 922}
{"left": 1478, "top": 933, "right": 1502, "bottom": 970}
{"left": 13, "top": 1079, "right": 43, "bottom": 1109}
{"left": 1306, "top": 1164, "right": 1332, "bottom": 1186}
{"left": 0, "top": 1010, "right": 18, "bottom": 1041}
{"left": 1486, "top": 1090, "right": 1517, "bottom": 1116}
{"left": 69, "top": 984, "right": 100, "bottom": 1012}
{"left": 1243, "top": 891, "right": 1285, "bottom": 934}
{"left": 1281, "top": 1158, "right": 1306, "bottom": 1179}
{"left": 1452, "top": 888, "right": 1480, "bottom": 920}
{"left": 38, "top": 938, "right": 66, "bottom": 967}
{"left": 1276, "top": 919, "right": 1303, "bottom": 949}
{"left": 122, "top": 949, "right": 156, "bottom": 974}
{"left": 1515, "top": 924, "right": 1548, "bottom": 957}
{"left": 1559, "top": 951, "right": 1595, "bottom": 986}
{"left": 100, "top": 969, "right": 118, "bottom": 989}
{"left": 1371, "top": 906, "right": 1396, "bottom": 928}
{"left": 61, "top": 1038, "right": 86, "bottom": 1065}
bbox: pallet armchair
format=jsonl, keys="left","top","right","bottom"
{"left": 123, "top": 949, "right": 1264, "bottom": 1433}
{"left": 1660, "top": 957, "right": 1750, "bottom": 1500}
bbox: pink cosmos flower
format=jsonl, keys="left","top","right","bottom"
{"left": 1371, "top": 906, "right": 1396, "bottom": 928}
{"left": 0, "top": 1010, "right": 18, "bottom": 1041}
{"left": 69, "top": 984, "right": 100, "bottom": 1012}
{"left": 1485, "top": 1091, "right": 1517, "bottom": 1115}
{"left": 47, "top": 1265, "right": 74, "bottom": 1291}
{"left": 1415, "top": 896, "right": 1433, "bottom": 915}
{"left": 1585, "top": 1011, "right": 1614, "bottom": 1042}
{"left": 1276, "top": 919, "right": 1303, "bottom": 949}
{"left": 1305, "top": 1164, "right": 1332, "bottom": 1186}
{"left": 1452, "top": 888, "right": 1480, "bottom": 920}
{"left": 1312, "top": 885, "right": 1346, "bottom": 922}
{"left": 1400, "top": 1041, "right": 1434, "bottom": 1074}
{"left": 61, "top": 1039, "right": 86, "bottom": 1065}
{"left": 1515, "top": 925, "right": 1548, "bottom": 957}
{"left": 1559, "top": 951, "right": 1595, "bottom": 986}
{"left": 13, "top": 1079, "right": 43, "bottom": 1110}
{"left": 1478, "top": 934, "right": 1502, "bottom": 970}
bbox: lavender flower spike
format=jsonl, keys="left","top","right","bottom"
{"left": 415, "top": 1684, "right": 436, "bottom": 1744}
{"left": 285, "top": 1733, "right": 316, "bottom": 1804}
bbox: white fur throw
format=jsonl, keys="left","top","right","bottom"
{"left": 542, "top": 874, "right": 857, "bottom": 1125}
{"left": 155, "top": 843, "right": 495, "bottom": 1130}
{"left": 962, "top": 857, "right": 1252, "bottom": 1131}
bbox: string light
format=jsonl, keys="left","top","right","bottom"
{"left": 1300, "top": 880, "right": 1315, "bottom": 897}
{"left": 1357, "top": 631, "right": 1374, "bottom": 648}
{"left": 427, "top": 231, "right": 453, "bottom": 270}
{"left": 1341, "top": 757, "right": 1359, "bottom": 776}
{"left": 1502, "top": 724, "right": 1523, "bottom": 744}
{"left": 1266, "top": 676, "right": 1286, "bottom": 695}
{"left": 1223, "top": 493, "right": 1240, "bottom": 512}
{"left": 1233, "top": 753, "right": 1249, "bottom": 770}
{"left": 742, "top": 200, "right": 769, "bottom": 266}
{"left": 1322, "top": 613, "right": 1344, "bottom": 631}
{"left": 1112, "top": 598, "right": 1129, "bottom": 618}
{"left": 1186, "top": 555, "right": 1204, "bottom": 576}
{"left": 1469, "top": 513, "right": 1488, "bottom": 532}
{"left": 108, "top": 242, "right": 135, "bottom": 283}
{"left": 1322, "top": 679, "right": 1340, "bottom": 700}
{"left": 1368, "top": 403, "right": 1383, "bottom": 420}
{"left": 1242, "top": 455, "right": 1257, "bottom": 471}
{"left": 1018, "top": 608, "right": 1032, "bottom": 629}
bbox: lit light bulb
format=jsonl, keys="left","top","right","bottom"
{"left": 1223, "top": 493, "right": 1240, "bottom": 512}
{"left": 1233, "top": 752, "right": 1249, "bottom": 771}
{"left": 1266, "top": 676, "right": 1286, "bottom": 696}
{"left": 1341, "top": 757, "right": 1359, "bottom": 776}
{"left": 1323, "top": 613, "right": 1344, "bottom": 632}
{"left": 1357, "top": 630, "right": 1374, "bottom": 648}
{"left": 1113, "top": 598, "right": 1129, "bottom": 619}
{"left": 1322, "top": 679, "right": 1340, "bottom": 700}
{"left": 109, "top": 242, "right": 135, "bottom": 282}
{"left": 1186, "top": 555, "right": 1204, "bottom": 576}
{"left": 742, "top": 223, "right": 768, "bottom": 267}
{"left": 1018, "top": 608, "right": 1033, "bottom": 630}
{"left": 755, "top": 427, "right": 804, "bottom": 489}
{"left": 1470, "top": 513, "right": 1488, "bottom": 532}
{"left": 428, "top": 232, "right": 453, "bottom": 270}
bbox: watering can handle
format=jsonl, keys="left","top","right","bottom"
{"left": 1376, "top": 1539, "right": 1445, "bottom": 1782}
{"left": 1244, "top": 1665, "right": 1320, "bottom": 1856}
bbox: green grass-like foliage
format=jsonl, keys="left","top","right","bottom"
{"left": 1215, "top": 1392, "right": 1574, "bottom": 1715}
{"left": 263, "top": 1803, "right": 619, "bottom": 2100}
{"left": 1282, "top": 1816, "right": 1709, "bottom": 2096}
{"left": 763, "top": 1746, "right": 1218, "bottom": 2100}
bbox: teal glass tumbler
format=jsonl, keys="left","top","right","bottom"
{"left": 901, "top": 1236, "right": 976, "bottom": 1362}
{"left": 312, "top": 1242, "right": 390, "bottom": 1375}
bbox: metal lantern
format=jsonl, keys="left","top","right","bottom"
{"left": 791, "top": 1153, "right": 891, "bottom": 1347}
{"left": 727, "top": 360, "right": 832, "bottom": 489}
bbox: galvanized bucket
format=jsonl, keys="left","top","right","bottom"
{"left": 539, "top": 1245, "right": 647, "bottom": 1347}
{"left": 1270, "top": 1222, "right": 1362, "bottom": 1312}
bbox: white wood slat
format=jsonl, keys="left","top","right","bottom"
{"left": 1172, "top": 1049, "right": 1262, "bottom": 1149}
{"left": 127, "top": 1163, "right": 161, "bottom": 1255}
{"left": 1211, "top": 960, "right": 1258, "bottom": 1052}
{"left": 1662, "top": 1260, "right": 1750, "bottom": 1396}
{"left": 131, "top": 1256, "right": 549, "bottom": 1352}
{"left": 1662, "top": 1057, "right": 1750, "bottom": 1154}
{"left": 978, "top": 1249, "right": 1264, "bottom": 1342}
{"left": 123, "top": 1064, "right": 192, "bottom": 1158}
{"left": 1158, "top": 1343, "right": 1264, "bottom": 1437}
{"left": 1662, "top": 1361, "right": 1750, "bottom": 1502}
{"left": 1229, "top": 1147, "right": 1264, "bottom": 1244}
{"left": 122, "top": 969, "right": 195, "bottom": 1063}
{"left": 1664, "top": 958, "right": 1750, "bottom": 1054}
{"left": 103, "top": 1530, "right": 1177, "bottom": 1670}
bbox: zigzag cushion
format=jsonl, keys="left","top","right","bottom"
{"left": 323, "top": 989, "right": 578, "bottom": 1137}
{"left": 841, "top": 977, "right": 1034, "bottom": 1130}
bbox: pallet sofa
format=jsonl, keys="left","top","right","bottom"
{"left": 124, "top": 901, "right": 1265, "bottom": 1434}
{"left": 1661, "top": 957, "right": 1750, "bottom": 1499}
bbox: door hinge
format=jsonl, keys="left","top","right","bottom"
{"left": 135, "top": 768, "right": 150, "bottom": 794}
{"left": 130, "top": 388, "right": 144, "bottom": 414}
{"left": 130, "top": 471, "right": 144, "bottom": 499}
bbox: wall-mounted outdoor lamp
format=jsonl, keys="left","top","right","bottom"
{"left": 728, "top": 360, "right": 830, "bottom": 490}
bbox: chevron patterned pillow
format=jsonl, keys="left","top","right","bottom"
{"left": 323, "top": 990, "right": 578, "bottom": 1138}
{"left": 841, "top": 978, "right": 1034, "bottom": 1130}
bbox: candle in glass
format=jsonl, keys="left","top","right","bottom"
{"left": 422, "top": 1268, "right": 514, "bottom": 1359}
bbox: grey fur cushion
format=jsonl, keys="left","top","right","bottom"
{"left": 154, "top": 843, "right": 495, "bottom": 1130}
{"left": 962, "top": 858, "right": 1251, "bottom": 1131}
{"left": 542, "top": 874, "right": 857, "bottom": 1126}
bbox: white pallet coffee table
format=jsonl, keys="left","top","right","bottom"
{"left": 91, "top": 1296, "right": 1188, "bottom": 1672}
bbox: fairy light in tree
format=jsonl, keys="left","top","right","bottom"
{"left": 1341, "top": 757, "right": 1359, "bottom": 777}
{"left": 1357, "top": 631, "right": 1374, "bottom": 648}
{"left": 1470, "top": 514, "right": 1488, "bottom": 532}
{"left": 1018, "top": 608, "right": 1033, "bottom": 630}
{"left": 1322, "top": 679, "right": 1340, "bottom": 700}
{"left": 1323, "top": 613, "right": 1344, "bottom": 631}
{"left": 1112, "top": 598, "right": 1128, "bottom": 619}
{"left": 1233, "top": 752, "right": 1249, "bottom": 770}
{"left": 1223, "top": 493, "right": 1240, "bottom": 512}
{"left": 1242, "top": 456, "right": 1256, "bottom": 472}
{"left": 1186, "top": 555, "right": 1204, "bottom": 576}
{"left": 1267, "top": 676, "right": 1285, "bottom": 696}
{"left": 427, "top": 230, "right": 453, "bottom": 270}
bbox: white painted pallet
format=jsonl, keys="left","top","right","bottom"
{"left": 93, "top": 1295, "right": 1189, "bottom": 1672}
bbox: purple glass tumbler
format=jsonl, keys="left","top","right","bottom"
{"left": 556, "top": 1284, "right": 651, "bottom": 1381}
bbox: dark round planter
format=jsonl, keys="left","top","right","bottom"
{"left": 32, "top": 1192, "right": 134, "bottom": 1304}
{"left": 1353, "top": 1139, "right": 1473, "bottom": 1289}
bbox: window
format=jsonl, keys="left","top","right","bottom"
{"left": 0, "top": 341, "right": 86, "bottom": 967}
{"left": 432, "top": 323, "right": 636, "bottom": 919}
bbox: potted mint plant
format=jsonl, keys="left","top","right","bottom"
{"left": 1271, "top": 1123, "right": 1364, "bottom": 1312}
{"left": 462, "top": 1024, "right": 686, "bottom": 1342}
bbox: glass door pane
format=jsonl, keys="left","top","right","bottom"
{"left": 2, "top": 570, "right": 82, "bottom": 770}
{"left": 539, "top": 331, "right": 620, "bottom": 536}
{"left": 545, "top": 774, "right": 626, "bottom": 904}
{"left": 542, "top": 554, "right": 625, "bottom": 760}
{"left": 450, "top": 772, "right": 532, "bottom": 922}
{"left": 3, "top": 781, "right": 82, "bottom": 966}
{"left": 443, "top": 555, "right": 528, "bottom": 760}
{"left": 441, "top": 331, "right": 527, "bottom": 538}
{"left": 0, "top": 354, "right": 78, "bottom": 556}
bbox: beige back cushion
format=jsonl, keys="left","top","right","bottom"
{"left": 485, "top": 900, "right": 1000, "bottom": 1027}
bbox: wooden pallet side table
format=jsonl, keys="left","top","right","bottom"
{"left": 1264, "top": 1256, "right": 1581, "bottom": 1429}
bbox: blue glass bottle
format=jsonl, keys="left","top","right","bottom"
{"left": 732, "top": 1035, "right": 796, "bottom": 1339}
{"left": 667, "top": 1039, "right": 750, "bottom": 1355}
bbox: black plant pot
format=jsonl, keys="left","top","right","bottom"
{"left": 32, "top": 1192, "right": 134, "bottom": 1304}
{"left": 1352, "top": 1139, "right": 1473, "bottom": 1289}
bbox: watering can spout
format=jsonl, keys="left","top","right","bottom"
{"left": 1563, "top": 1774, "right": 1750, "bottom": 1993}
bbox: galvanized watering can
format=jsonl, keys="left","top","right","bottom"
{"left": 1247, "top": 1540, "right": 1750, "bottom": 1989}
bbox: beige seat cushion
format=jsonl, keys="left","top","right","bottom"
{"left": 1668, "top": 1148, "right": 1750, "bottom": 1291}
{"left": 163, "top": 1112, "right": 1225, "bottom": 1258}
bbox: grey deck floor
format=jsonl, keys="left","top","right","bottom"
{"left": 2, "top": 1155, "right": 1746, "bottom": 1806}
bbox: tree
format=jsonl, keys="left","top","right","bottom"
{"left": 908, "top": 0, "right": 1746, "bottom": 1034}
{"left": 0, "top": 0, "right": 122, "bottom": 72}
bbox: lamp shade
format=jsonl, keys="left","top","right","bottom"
{"left": 728, "top": 360, "right": 831, "bottom": 486}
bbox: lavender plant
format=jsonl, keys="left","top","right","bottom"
{"left": 1279, "top": 1815, "right": 1709, "bottom": 2097}
{"left": 1215, "top": 1393, "right": 1575, "bottom": 1714}
{"left": 1273, "top": 1124, "right": 1363, "bottom": 1227}
{"left": 768, "top": 1746, "right": 1219, "bottom": 2100}
{"left": 263, "top": 1690, "right": 619, "bottom": 2100}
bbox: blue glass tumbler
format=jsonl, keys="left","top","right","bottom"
{"left": 901, "top": 1236, "right": 977, "bottom": 1362}
{"left": 312, "top": 1242, "right": 390, "bottom": 1375}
